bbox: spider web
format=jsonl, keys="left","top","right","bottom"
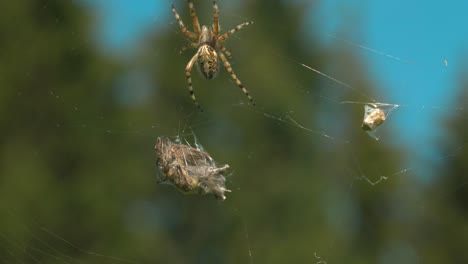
{"left": 2, "top": 0, "right": 468, "bottom": 264}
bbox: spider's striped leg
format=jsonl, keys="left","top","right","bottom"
{"left": 187, "top": 0, "right": 201, "bottom": 34}
{"left": 179, "top": 42, "right": 199, "bottom": 54}
{"left": 185, "top": 53, "right": 203, "bottom": 111}
{"left": 217, "top": 45, "right": 232, "bottom": 58}
{"left": 218, "top": 21, "right": 254, "bottom": 43}
{"left": 218, "top": 51, "right": 255, "bottom": 106}
{"left": 213, "top": 0, "right": 220, "bottom": 36}
{"left": 172, "top": 4, "right": 198, "bottom": 39}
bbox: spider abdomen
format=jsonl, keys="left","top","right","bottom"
{"left": 197, "top": 45, "right": 219, "bottom": 79}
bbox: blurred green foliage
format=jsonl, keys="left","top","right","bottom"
{"left": 0, "top": 1, "right": 467, "bottom": 263}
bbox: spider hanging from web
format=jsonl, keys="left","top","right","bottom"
{"left": 172, "top": 0, "right": 255, "bottom": 111}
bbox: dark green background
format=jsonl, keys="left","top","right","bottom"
{"left": 1, "top": 1, "right": 467, "bottom": 263}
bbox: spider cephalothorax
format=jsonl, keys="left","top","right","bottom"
{"left": 172, "top": 0, "right": 255, "bottom": 110}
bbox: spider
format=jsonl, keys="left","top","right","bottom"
{"left": 171, "top": 0, "right": 255, "bottom": 110}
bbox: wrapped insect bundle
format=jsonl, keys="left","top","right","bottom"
{"left": 155, "top": 137, "right": 230, "bottom": 200}
{"left": 361, "top": 104, "right": 386, "bottom": 131}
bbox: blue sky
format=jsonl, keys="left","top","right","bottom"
{"left": 312, "top": 0, "right": 468, "bottom": 172}
{"left": 82, "top": 0, "right": 168, "bottom": 52}
{"left": 84, "top": 0, "right": 468, "bottom": 179}
{"left": 317, "top": 1, "right": 467, "bottom": 172}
